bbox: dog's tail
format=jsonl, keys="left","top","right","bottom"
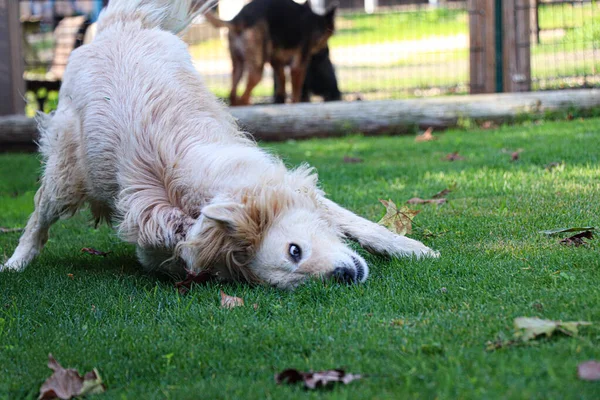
{"left": 204, "top": 12, "right": 235, "bottom": 30}
{"left": 96, "top": 0, "right": 218, "bottom": 35}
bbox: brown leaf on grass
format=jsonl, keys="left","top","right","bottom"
{"left": 80, "top": 248, "right": 110, "bottom": 257}
{"left": 406, "top": 197, "right": 447, "bottom": 205}
{"left": 514, "top": 317, "right": 591, "bottom": 342}
{"left": 485, "top": 337, "right": 520, "bottom": 351}
{"left": 578, "top": 361, "right": 600, "bottom": 381}
{"left": 415, "top": 127, "right": 436, "bottom": 142}
{"left": 67, "top": 274, "right": 74, "bottom": 280}
{"left": 0, "top": 227, "right": 24, "bottom": 234}
{"left": 377, "top": 199, "right": 420, "bottom": 236}
{"left": 544, "top": 161, "right": 563, "bottom": 171}
{"left": 443, "top": 152, "right": 465, "bottom": 161}
{"left": 220, "top": 290, "right": 244, "bottom": 309}
{"left": 432, "top": 183, "right": 456, "bottom": 199}
{"left": 39, "top": 354, "right": 105, "bottom": 400}
{"left": 174, "top": 270, "right": 214, "bottom": 294}
{"left": 275, "top": 368, "right": 362, "bottom": 389}
{"left": 511, "top": 152, "right": 520, "bottom": 161}
{"left": 342, "top": 156, "right": 363, "bottom": 164}
{"left": 487, "top": 317, "right": 592, "bottom": 351}
{"left": 541, "top": 227, "right": 595, "bottom": 236}
{"left": 480, "top": 120, "right": 497, "bottom": 130}
{"left": 560, "top": 231, "right": 594, "bottom": 247}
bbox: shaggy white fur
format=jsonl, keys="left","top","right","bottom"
{"left": 1, "top": 0, "right": 438, "bottom": 289}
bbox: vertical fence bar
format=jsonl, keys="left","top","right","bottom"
{"left": 469, "top": 0, "right": 496, "bottom": 94}
{"left": 0, "top": 0, "right": 25, "bottom": 115}
{"left": 495, "top": 0, "right": 504, "bottom": 92}
{"left": 503, "top": 0, "right": 531, "bottom": 92}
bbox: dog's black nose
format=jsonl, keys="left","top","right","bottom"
{"left": 332, "top": 267, "right": 357, "bottom": 284}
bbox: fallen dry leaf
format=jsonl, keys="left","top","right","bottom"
{"left": 275, "top": 368, "right": 362, "bottom": 390}
{"left": 342, "top": 155, "right": 363, "bottom": 164}
{"left": 67, "top": 274, "right": 74, "bottom": 280}
{"left": 487, "top": 317, "right": 592, "bottom": 351}
{"left": 378, "top": 199, "right": 420, "bottom": 236}
{"left": 406, "top": 197, "right": 447, "bottom": 205}
{"left": 578, "top": 361, "right": 600, "bottom": 381}
{"left": 415, "top": 127, "right": 436, "bottom": 142}
{"left": 432, "top": 183, "right": 456, "bottom": 199}
{"left": 39, "top": 354, "right": 105, "bottom": 400}
{"left": 560, "top": 230, "right": 594, "bottom": 247}
{"left": 220, "top": 290, "right": 244, "bottom": 309}
{"left": 514, "top": 317, "right": 591, "bottom": 342}
{"left": 80, "top": 248, "right": 110, "bottom": 257}
{"left": 541, "top": 227, "right": 595, "bottom": 236}
{"left": 485, "top": 337, "right": 519, "bottom": 351}
{"left": 174, "top": 270, "right": 214, "bottom": 294}
{"left": 443, "top": 152, "right": 465, "bottom": 161}
{"left": 480, "top": 120, "right": 497, "bottom": 130}
{"left": 0, "top": 227, "right": 24, "bottom": 234}
{"left": 544, "top": 161, "right": 563, "bottom": 171}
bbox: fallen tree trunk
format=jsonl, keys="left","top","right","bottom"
{"left": 2, "top": 89, "right": 599, "bottom": 150}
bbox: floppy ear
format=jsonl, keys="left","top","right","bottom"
{"left": 177, "top": 201, "right": 261, "bottom": 282}
{"left": 201, "top": 202, "right": 246, "bottom": 231}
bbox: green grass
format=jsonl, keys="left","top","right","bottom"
{"left": 2, "top": 118, "right": 600, "bottom": 399}
{"left": 330, "top": 7, "right": 467, "bottom": 47}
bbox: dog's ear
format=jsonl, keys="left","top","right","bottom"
{"left": 178, "top": 201, "right": 261, "bottom": 283}
{"left": 201, "top": 201, "right": 246, "bottom": 230}
{"left": 324, "top": 3, "right": 337, "bottom": 30}
{"left": 325, "top": 3, "right": 337, "bottom": 18}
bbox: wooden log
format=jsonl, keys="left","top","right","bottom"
{"left": 1, "top": 89, "right": 600, "bottom": 150}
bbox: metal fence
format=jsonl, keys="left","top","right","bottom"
{"left": 16, "top": 0, "right": 600, "bottom": 111}
{"left": 531, "top": 0, "right": 600, "bottom": 90}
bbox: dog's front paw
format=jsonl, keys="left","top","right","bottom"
{"left": 384, "top": 234, "right": 440, "bottom": 259}
{"left": 419, "top": 247, "right": 440, "bottom": 258}
{"left": 1, "top": 258, "right": 26, "bottom": 272}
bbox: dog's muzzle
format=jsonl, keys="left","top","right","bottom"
{"left": 331, "top": 256, "right": 367, "bottom": 284}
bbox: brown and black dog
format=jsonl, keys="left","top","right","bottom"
{"left": 206, "top": 0, "right": 336, "bottom": 105}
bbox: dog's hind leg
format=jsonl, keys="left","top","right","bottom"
{"left": 229, "top": 32, "right": 245, "bottom": 106}
{"left": 2, "top": 110, "right": 86, "bottom": 271}
{"left": 230, "top": 60, "right": 244, "bottom": 106}
{"left": 321, "top": 198, "right": 440, "bottom": 259}
{"left": 290, "top": 60, "right": 309, "bottom": 103}
{"left": 239, "top": 62, "right": 264, "bottom": 106}
{"left": 238, "top": 28, "right": 266, "bottom": 106}
{"left": 272, "top": 60, "right": 286, "bottom": 104}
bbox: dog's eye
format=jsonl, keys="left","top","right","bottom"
{"left": 288, "top": 243, "right": 302, "bottom": 262}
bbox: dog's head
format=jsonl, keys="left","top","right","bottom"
{"left": 309, "top": 4, "right": 337, "bottom": 55}
{"left": 177, "top": 168, "right": 368, "bottom": 289}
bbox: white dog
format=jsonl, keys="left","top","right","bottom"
{"left": 2, "top": 0, "right": 438, "bottom": 289}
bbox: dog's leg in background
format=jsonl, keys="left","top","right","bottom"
{"left": 2, "top": 110, "right": 86, "bottom": 271}
{"left": 238, "top": 27, "right": 267, "bottom": 106}
{"left": 272, "top": 61, "right": 287, "bottom": 104}
{"left": 321, "top": 198, "right": 440, "bottom": 258}
{"left": 290, "top": 61, "right": 309, "bottom": 103}
{"left": 228, "top": 31, "right": 244, "bottom": 106}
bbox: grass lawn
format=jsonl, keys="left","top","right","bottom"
{"left": 1, "top": 117, "right": 600, "bottom": 398}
